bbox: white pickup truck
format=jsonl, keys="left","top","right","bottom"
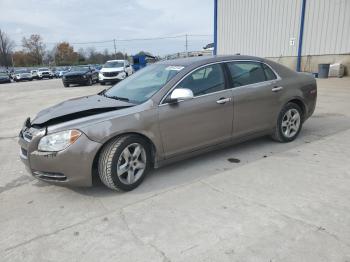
{"left": 37, "top": 68, "right": 54, "bottom": 79}
{"left": 98, "top": 60, "right": 133, "bottom": 85}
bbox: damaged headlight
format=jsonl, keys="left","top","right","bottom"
{"left": 38, "top": 130, "right": 82, "bottom": 152}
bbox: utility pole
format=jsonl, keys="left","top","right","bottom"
{"left": 11, "top": 53, "right": 14, "bottom": 68}
{"left": 185, "top": 34, "right": 188, "bottom": 57}
{"left": 113, "top": 39, "right": 117, "bottom": 59}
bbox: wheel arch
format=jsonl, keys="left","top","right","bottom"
{"left": 91, "top": 132, "right": 157, "bottom": 179}
{"left": 287, "top": 98, "right": 307, "bottom": 121}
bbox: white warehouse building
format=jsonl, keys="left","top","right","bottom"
{"left": 214, "top": 0, "right": 350, "bottom": 74}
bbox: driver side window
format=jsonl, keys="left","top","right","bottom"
{"left": 177, "top": 64, "right": 225, "bottom": 97}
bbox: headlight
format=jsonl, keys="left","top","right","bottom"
{"left": 38, "top": 130, "right": 82, "bottom": 152}
{"left": 83, "top": 75, "right": 87, "bottom": 78}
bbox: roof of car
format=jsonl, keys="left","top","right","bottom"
{"left": 158, "top": 55, "right": 265, "bottom": 67}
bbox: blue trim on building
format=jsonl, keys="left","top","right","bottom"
{"left": 213, "top": 0, "right": 218, "bottom": 55}
{"left": 297, "top": 0, "right": 307, "bottom": 72}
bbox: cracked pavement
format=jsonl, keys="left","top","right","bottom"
{"left": 1, "top": 78, "right": 350, "bottom": 261}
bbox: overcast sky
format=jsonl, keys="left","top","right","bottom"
{"left": 0, "top": 0, "right": 213, "bottom": 56}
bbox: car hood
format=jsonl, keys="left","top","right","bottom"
{"left": 31, "top": 94, "right": 135, "bottom": 126}
{"left": 100, "top": 67, "right": 124, "bottom": 73}
{"left": 64, "top": 71, "right": 88, "bottom": 76}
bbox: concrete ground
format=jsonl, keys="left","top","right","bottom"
{"left": 0, "top": 78, "right": 350, "bottom": 261}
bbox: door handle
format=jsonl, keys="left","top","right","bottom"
{"left": 216, "top": 97, "right": 232, "bottom": 104}
{"left": 272, "top": 86, "right": 283, "bottom": 92}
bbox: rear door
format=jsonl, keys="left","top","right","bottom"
{"left": 225, "top": 61, "right": 282, "bottom": 137}
{"left": 158, "top": 63, "right": 234, "bottom": 158}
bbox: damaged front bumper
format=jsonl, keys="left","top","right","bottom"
{"left": 18, "top": 124, "right": 102, "bottom": 187}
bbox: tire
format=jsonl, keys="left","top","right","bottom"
{"left": 63, "top": 83, "right": 69, "bottom": 88}
{"left": 100, "top": 82, "right": 106, "bottom": 85}
{"left": 98, "top": 135, "right": 151, "bottom": 191}
{"left": 87, "top": 77, "right": 92, "bottom": 86}
{"left": 271, "top": 102, "right": 303, "bottom": 142}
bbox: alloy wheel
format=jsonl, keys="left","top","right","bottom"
{"left": 281, "top": 108, "right": 301, "bottom": 138}
{"left": 116, "top": 143, "right": 147, "bottom": 185}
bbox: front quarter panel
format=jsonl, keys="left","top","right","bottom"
{"left": 78, "top": 100, "right": 164, "bottom": 161}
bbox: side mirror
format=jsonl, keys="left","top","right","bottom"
{"left": 168, "top": 88, "right": 194, "bottom": 103}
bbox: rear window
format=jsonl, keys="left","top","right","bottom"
{"left": 262, "top": 63, "right": 277, "bottom": 81}
{"left": 226, "top": 61, "right": 276, "bottom": 87}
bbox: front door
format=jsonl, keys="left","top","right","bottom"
{"left": 158, "top": 63, "right": 234, "bottom": 158}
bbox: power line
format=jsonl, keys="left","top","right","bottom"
{"left": 12, "top": 34, "right": 212, "bottom": 47}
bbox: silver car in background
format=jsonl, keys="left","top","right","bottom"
{"left": 18, "top": 55, "right": 317, "bottom": 191}
{"left": 14, "top": 69, "right": 33, "bottom": 82}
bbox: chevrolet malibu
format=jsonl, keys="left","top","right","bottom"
{"left": 19, "top": 55, "right": 317, "bottom": 191}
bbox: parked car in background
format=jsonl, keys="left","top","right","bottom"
{"left": 93, "top": 64, "right": 102, "bottom": 71}
{"left": 99, "top": 60, "right": 133, "bottom": 85}
{"left": 31, "top": 70, "right": 39, "bottom": 80}
{"left": 37, "top": 68, "right": 53, "bottom": 79}
{"left": 0, "top": 72, "right": 11, "bottom": 84}
{"left": 18, "top": 55, "right": 317, "bottom": 191}
{"left": 14, "top": 69, "right": 32, "bottom": 81}
{"left": 54, "top": 68, "right": 69, "bottom": 78}
{"left": 62, "top": 65, "right": 98, "bottom": 87}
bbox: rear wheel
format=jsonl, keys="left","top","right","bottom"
{"left": 98, "top": 135, "right": 151, "bottom": 191}
{"left": 271, "top": 102, "right": 303, "bottom": 142}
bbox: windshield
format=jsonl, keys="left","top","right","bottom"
{"left": 103, "top": 64, "right": 183, "bottom": 104}
{"left": 103, "top": 61, "right": 124, "bottom": 68}
{"left": 39, "top": 68, "right": 48, "bottom": 71}
{"left": 70, "top": 66, "right": 89, "bottom": 72}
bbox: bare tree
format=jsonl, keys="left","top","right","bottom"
{"left": 22, "top": 34, "right": 46, "bottom": 65}
{"left": 0, "top": 29, "right": 14, "bottom": 67}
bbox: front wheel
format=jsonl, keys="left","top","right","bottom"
{"left": 98, "top": 135, "right": 151, "bottom": 191}
{"left": 271, "top": 102, "right": 303, "bottom": 142}
{"left": 87, "top": 77, "right": 92, "bottom": 86}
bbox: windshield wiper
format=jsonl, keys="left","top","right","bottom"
{"left": 106, "top": 95, "right": 130, "bottom": 102}
{"left": 98, "top": 89, "right": 130, "bottom": 102}
{"left": 98, "top": 89, "right": 107, "bottom": 96}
